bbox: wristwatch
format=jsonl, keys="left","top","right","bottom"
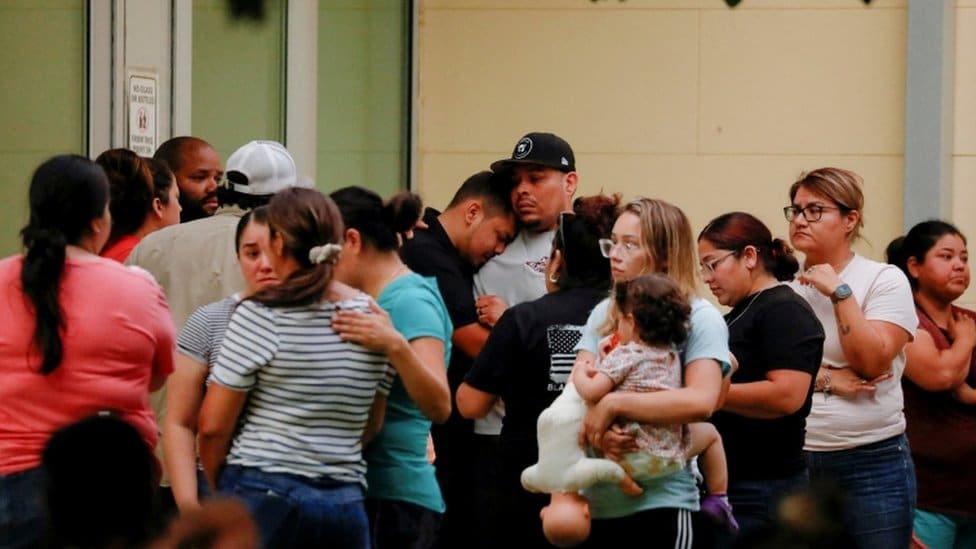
{"left": 830, "top": 283, "right": 853, "bottom": 304}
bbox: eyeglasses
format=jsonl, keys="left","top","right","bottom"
{"left": 598, "top": 238, "right": 641, "bottom": 258}
{"left": 699, "top": 250, "right": 737, "bottom": 276}
{"left": 783, "top": 204, "right": 843, "bottom": 223}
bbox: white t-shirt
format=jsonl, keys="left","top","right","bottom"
{"left": 789, "top": 254, "right": 917, "bottom": 451}
{"left": 472, "top": 229, "right": 554, "bottom": 435}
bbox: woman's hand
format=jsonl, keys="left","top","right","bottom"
{"left": 578, "top": 395, "right": 638, "bottom": 460}
{"left": 948, "top": 311, "right": 976, "bottom": 348}
{"left": 797, "top": 263, "right": 844, "bottom": 297}
{"left": 333, "top": 300, "right": 405, "bottom": 354}
{"left": 824, "top": 366, "right": 892, "bottom": 398}
{"left": 475, "top": 295, "right": 508, "bottom": 328}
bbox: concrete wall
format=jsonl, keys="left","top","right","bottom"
{"left": 955, "top": 0, "right": 976, "bottom": 306}
{"left": 0, "top": 0, "right": 86, "bottom": 255}
{"left": 416, "top": 0, "right": 909, "bottom": 274}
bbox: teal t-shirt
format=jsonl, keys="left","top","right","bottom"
{"left": 364, "top": 273, "right": 453, "bottom": 512}
{"left": 576, "top": 296, "right": 730, "bottom": 518}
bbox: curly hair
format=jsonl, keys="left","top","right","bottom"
{"left": 613, "top": 273, "right": 691, "bottom": 347}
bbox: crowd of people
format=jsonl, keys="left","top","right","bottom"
{"left": 0, "top": 131, "right": 974, "bottom": 549}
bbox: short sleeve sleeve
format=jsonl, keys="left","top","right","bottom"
{"left": 177, "top": 305, "right": 213, "bottom": 366}
{"left": 211, "top": 300, "right": 279, "bottom": 391}
{"left": 863, "top": 265, "right": 918, "bottom": 339}
{"left": 684, "top": 299, "right": 731, "bottom": 375}
{"left": 575, "top": 299, "right": 610, "bottom": 356}
{"left": 464, "top": 308, "right": 522, "bottom": 396}
{"left": 384, "top": 281, "right": 451, "bottom": 344}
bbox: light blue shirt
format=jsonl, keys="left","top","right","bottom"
{"left": 576, "top": 297, "right": 730, "bottom": 517}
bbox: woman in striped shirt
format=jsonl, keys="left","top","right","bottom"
{"left": 162, "top": 206, "right": 278, "bottom": 512}
{"left": 198, "top": 188, "right": 393, "bottom": 548}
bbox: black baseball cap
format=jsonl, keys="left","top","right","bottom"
{"left": 490, "top": 132, "right": 576, "bottom": 173}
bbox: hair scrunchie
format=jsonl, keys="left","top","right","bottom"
{"left": 308, "top": 243, "right": 342, "bottom": 265}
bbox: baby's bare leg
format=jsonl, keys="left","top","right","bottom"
{"left": 686, "top": 422, "right": 727, "bottom": 494}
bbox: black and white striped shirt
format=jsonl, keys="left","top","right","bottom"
{"left": 177, "top": 294, "right": 239, "bottom": 369}
{"left": 211, "top": 293, "right": 393, "bottom": 486}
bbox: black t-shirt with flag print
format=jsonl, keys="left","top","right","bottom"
{"left": 464, "top": 286, "right": 606, "bottom": 474}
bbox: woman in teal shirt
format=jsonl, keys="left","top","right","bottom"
{"left": 331, "top": 186, "right": 453, "bottom": 549}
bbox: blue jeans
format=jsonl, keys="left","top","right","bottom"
{"left": 806, "top": 434, "right": 917, "bottom": 549}
{"left": 219, "top": 465, "right": 369, "bottom": 549}
{"left": 0, "top": 468, "right": 45, "bottom": 549}
{"left": 714, "top": 471, "right": 809, "bottom": 549}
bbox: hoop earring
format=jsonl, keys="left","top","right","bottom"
{"left": 548, "top": 272, "right": 559, "bottom": 284}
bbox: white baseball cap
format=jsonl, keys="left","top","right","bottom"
{"left": 225, "top": 140, "right": 308, "bottom": 195}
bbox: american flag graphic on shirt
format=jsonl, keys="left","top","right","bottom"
{"left": 547, "top": 323, "right": 584, "bottom": 392}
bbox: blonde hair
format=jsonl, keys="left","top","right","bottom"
{"left": 789, "top": 167, "right": 865, "bottom": 242}
{"left": 597, "top": 198, "right": 700, "bottom": 337}
{"left": 623, "top": 197, "right": 700, "bottom": 299}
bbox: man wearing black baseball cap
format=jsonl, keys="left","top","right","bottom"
{"left": 462, "top": 131, "right": 578, "bottom": 548}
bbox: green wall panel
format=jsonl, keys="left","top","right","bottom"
{"left": 317, "top": 0, "right": 407, "bottom": 196}
{"left": 0, "top": 0, "right": 86, "bottom": 256}
{"left": 192, "top": 0, "right": 285, "bottom": 164}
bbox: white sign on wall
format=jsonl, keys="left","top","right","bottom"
{"left": 127, "top": 70, "right": 158, "bottom": 156}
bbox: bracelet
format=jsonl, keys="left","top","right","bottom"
{"left": 817, "top": 369, "right": 832, "bottom": 395}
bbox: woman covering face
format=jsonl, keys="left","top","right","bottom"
{"left": 785, "top": 167, "right": 917, "bottom": 549}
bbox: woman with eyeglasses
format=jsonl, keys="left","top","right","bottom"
{"left": 573, "top": 197, "right": 731, "bottom": 548}
{"left": 697, "top": 211, "right": 824, "bottom": 546}
{"left": 785, "top": 167, "right": 918, "bottom": 549}
{"left": 887, "top": 221, "right": 976, "bottom": 549}
{"left": 455, "top": 194, "right": 618, "bottom": 547}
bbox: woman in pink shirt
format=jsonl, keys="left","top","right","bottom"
{"left": 0, "top": 155, "right": 176, "bottom": 549}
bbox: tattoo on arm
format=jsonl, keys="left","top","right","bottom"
{"left": 839, "top": 324, "right": 851, "bottom": 336}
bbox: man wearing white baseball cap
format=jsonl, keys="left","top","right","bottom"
{"left": 126, "top": 139, "right": 310, "bottom": 515}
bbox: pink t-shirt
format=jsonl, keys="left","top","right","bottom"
{"left": 0, "top": 254, "right": 176, "bottom": 475}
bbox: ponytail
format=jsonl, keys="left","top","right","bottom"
{"left": 331, "top": 186, "right": 423, "bottom": 251}
{"left": 250, "top": 188, "right": 344, "bottom": 308}
{"left": 19, "top": 155, "right": 109, "bottom": 374}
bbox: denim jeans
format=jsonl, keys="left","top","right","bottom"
{"left": 219, "top": 465, "right": 369, "bottom": 549}
{"left": 806, "top": 434, "right": 917, "bottom": 549}
{"left": 713, "top": 470, "right": 809, "bottom": 549}
{"left": 0, "top": 468, "right": 45, "bottom": 549}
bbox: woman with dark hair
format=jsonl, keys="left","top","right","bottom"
{"left": 785, "top": 167, "right": 917, "bottom": 549}
{"left": 454, "top": 194, "right": 619, "bottom": 547}
{"left": 95, "top": 148, "right": 181, "bottom": 261}
{"left": 697, "top": 211, "right": 824, "bottom": 545}
{"left": 163, "top": 207, "right": 278, "bottom": 513}
{"left": 0, "top": 155, "right": 175, "bottom": 548}
{"left": 328, "top": 185, "right": 452, "bottom": 549}
{"left": 197, "top": 188, "right": 392, "bottom": 548}
{"left": 887, "top": 220, "right": 976, "bottom": 549}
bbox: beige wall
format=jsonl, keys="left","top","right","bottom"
{"left": 417, "top": 0, "right": 909, "bottom": 274}
{"left": 955, "top": 0, "right": 976, "bottom": 306}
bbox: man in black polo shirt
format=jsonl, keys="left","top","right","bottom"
{"left": 400, "top": 170, "right": 516, "bottom": 549}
